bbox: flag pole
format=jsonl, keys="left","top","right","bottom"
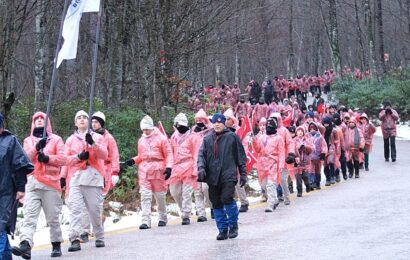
{"left": 42, "top": 0, "right": 70, "bottom": 138}
{"left": 88, "top": 0, "right": 104, "bottom": 130}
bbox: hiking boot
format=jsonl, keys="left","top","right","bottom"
{"left": 365, "top": 167, "right": 369, "bottom": 171}
{"left": 330, "top": 178, "right": 336, "bottom": 185}
{"left": 68, "top": 240, "right": 81, "bottom": 252}
{"left": 182, "top": 218, "right": 190, "bottom": 225}
{"left": 278, "top": 196, "right": 284, "bottom": 202}
{"left": 80, "top": 233, "right": 89, "bottom": 243}
{"left": 197, "top": 216, "right": 207, "bottom": 222}
{"left": 385, "top": 158, "right": 389, "bottom": 162}
{"left": 342, "top": 173, "right": 347, "bottom": 180}
{"left": 12, "top": 240, "right": 31, "bottom": 259}
{"left": 239, "top": 204, "right": 248, "bottom": 213}
{"left": 228, "top": 225, "right": 238, "bottom": 239}
{"left": 297, "top": 192, "right": 302, "bottom": 197}
{"left": 158, "top": 221, "right": 167, "bottom": 227}
{"left": 392, "top": 159, "right": 396, "bottom": 162}
{"left": 306, "top": 186, "right": 311, "bottom": 193}
{"left": 51, "top": 242, "right": 62, "bottom": 257}
{"left": 139, "top": 224, "right": 150, "bottom": 229}
{"left": 284, "top": 200, "right": 291, "bottom": 206}
{"left": 355, "top": 173, "right": 360, "bottom": 179}
{"left": 273, "top": 202, "right": 280, "bottom": 210}
{"left": 335, "top": 175, "right": 341, "bottom": 183}
{"left": 216, "top": 229, "right": 229, "bottom": 240}
{"left": 325, "top": 180, "right": 331, "bottom": 186}
{"left": 348, "top": 173, "right": 353, "bottom": 178}
{"left": 95, "top": 240, "right": 105, "bottom": 248}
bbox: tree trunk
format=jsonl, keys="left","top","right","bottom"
{"left": 354, "top": 0, "right": 366, "bottom": 71}
{"left": 287, "top": 0, "right": 295, "bottom": 78}
{"left": 364, "top": 0, "right": 377, "bottom": 76}
{"left": 34, "top": 0, "right": 46, "bottom": 111}
{"left": 376, "top": 0, "right": 386, "bottom": 73}
{"left": 328, "top": 0, "right": 342, "bottom": 74}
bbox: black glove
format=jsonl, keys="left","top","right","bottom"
{"left": 319, "top": 153, "right": 326, "bottom": 160}
{"left": 286, "top": 153, "right": 296, "bottom": 164}
{"left": 60, "top": 178, "right": 66, "bottom": 189}
{"left": 359, "top": 148, "right": 364, "bottom": 152}
{"left": 85, "top": 133, "right": 94, "bottom": 145}
{"left": 164, "top": 168, "right": 172, "bottom": 180}
{"left": 78, "top": 151, "right": 89, "bottom": 160}
{"left": 38, "top": 152, "right": 49, "bottom": 163}
{"left": 197, "top": 170, "right": 206, "bottom": 182}
{"left": 35, "top": 137, "right": 47, "bottom": 151}
{"left": 299, "top": 144, "right": 305, "bottom": 152}
{"left": 240, "top": 175, "right": 247, "bottom": 188}
{"left": 125, "top": 159, "right": 135, "bottom": 167}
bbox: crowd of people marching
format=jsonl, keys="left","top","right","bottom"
{"left": 0, "top": 69, "right": 400, "bottom": 259}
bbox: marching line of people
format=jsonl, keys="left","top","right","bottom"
{"left": 0, "top": 90, "right": 399, "bottom": 258}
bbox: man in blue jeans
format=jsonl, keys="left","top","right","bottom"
{"left": 0, "top": 112, "right": 34, "bottom": 259}
{"left": 197, "top": 113, "right": 247, "bottom": 240}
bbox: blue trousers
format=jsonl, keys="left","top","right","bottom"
{"left": 213, "top": 201, "right": 239, "bottom": 232}
{"left": 0, "top": 231, "right": 12, "bottom": 260}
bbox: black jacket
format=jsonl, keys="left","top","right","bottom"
{"left": 197, "top": 128, "right": 246, "bottom": 186}
{"left": 0, "top": 130, "right": 33, "bottom": 235}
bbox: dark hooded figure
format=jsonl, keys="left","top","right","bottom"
{"left": 0, "top": 112, "right": 34, "bottom": 259}
{"left": 264, "top": 80, "right": 274, "bottom": 105}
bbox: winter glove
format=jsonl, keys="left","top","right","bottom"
{"left": 359, "top": 148, "right": 364, "bottom": 152}
{"left": 299, "top": 144, "right": 305, "bottom": 152}
{"left": 286, "top": 153, "right": 296, "bottom": 164}
{"left": 85, "top": 133, "right": 95, "bottom": 145}
{"left": 164, "top": 168, "right": 172, "bottom": 180}
{"left": 125, "top": 159, "right": 135, "bottom": 167}
{"left": 319, "top": 153, "right": 326, "bottom": 160}
{"left": 37, "top": 152, "right": 50, "bottom": 163}
{"left": 78, "top": 151, "right": 89, "bottom": 160}
{"left": 35, "top": 137, "right": 47, "bottom": 151}
{"left": 111, "top": 175, "right": 120, "bottom": 186}
{"left": 385, "top": 108, "right": 392, "bottom": 115}
{"left": 60, "top": 178, "right": 66, "bottom": 189}
{"left": 239, "top": 175, "right": 247, "bottom": 188}
{"left": 197, "top": 170, "right": 206, "bottom": 182}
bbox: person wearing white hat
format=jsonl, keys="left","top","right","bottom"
{"left": 168, "top": 113, "right": 196, "bottom": 225}
{"left": 60, "top": 110, "right": 108, "bottom": 252}
{"left": 125, "top": 115, "right": 173, "bottom": 229}
{"left": 79, "top": 111, "right": 121, "bottom": 243}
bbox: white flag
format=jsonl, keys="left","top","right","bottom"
{"left": 56, "top": 0, "right": 101, "bottom": 68}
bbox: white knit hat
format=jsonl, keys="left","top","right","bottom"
{"left": 92, "top": 111, "right": 106, "bottom": 123}
{"left": 174, "top": 113, "right": 188, "bottom": 127}
{"left": 140, "top": 115, "right": 154, "bottom": 130}
{"left": 75, "top": 110, "right": 89, "bottom": 122}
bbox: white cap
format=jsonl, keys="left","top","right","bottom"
{"left": 75, "top": 110, "right": 89, "bottom": 122}
{"left": 174, "top": 113, "right": 188, "bottom": 127}
{"left": 92, "top": 111, "right": 106, "bottom": 123}
{"left": 140, "top": 115, "right": 154, "bottom": 130}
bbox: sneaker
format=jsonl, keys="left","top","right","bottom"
{"left": 239, "top": 204, "right": 248, "bottom": 212}
{"left": 139, "top": 224, "right": 150, "bottom": 229}
{"left": 297, "top": 192, "right": 302, "bottom": 197}
{"left": 197, "top": 216, "right": 207, "bottom": 222}
{"left": 228, "top": 225, "right": 238, "bottom": 239}
{"left": 330, "top": 178, "right": 336, "bottom": 185}
{"left": 284, "top": 200, "right": 290, "bottom": 206}
{"left": 392, "top": 159, "right": 396, "bottom": 162}
{"left": 355, "top": 174, "right": 360, "bottom": 179}
{"left": 80, "top": 233, "right": 89, "bottom": 243}
{"left": 348, "top": 173, "right": 353, "bottom": 178}
{"left": 365, "top": 167, "right": 369, "bottom": 171}
{"left": 278, "top": 196, "right": 284, "bottom": 202}
{"left": 273, "top": 202, "right": 280, "bottom": 210}
{"left": 216, "top": 229, "right": 229, "bottom": 240}
{"left": 306, "top": 186, "right": 311, "bottom": 193}
{"left": 335, "top": 175, "right": 341, "bottom": 183}
{"left": 95, "top": 240, "right": 105, "bottom": 248}
{"left": 158, "top": 221, "right": 167, "bottom": 227}
{"left": 325, "top": 180, "right": 331, "bottom": 186}
{"left": 12, "top": 240, "right": 31, "bottom": 259}
{"left": 182, "top": 218, "right": 190, "bottom": 225}
{"left": 68, "top": 240, "right": 81, "bottom": 252}
{"left": 315, "top": 185, "right": 321, "bottom": 190}
{"left": 51, "top": 242, "right": 62, "bottom": 257}
{"left": 265, "top": 207, "right": 273, "bottom": 212}
{"left": 343, "top": 173, "right": 347, "bottom": 180}
{"left": 385, "top": 158, "right": 389, "bottom": 162}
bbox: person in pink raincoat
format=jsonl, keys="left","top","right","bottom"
{"left": 378, "top": 101, "right": 399, "bottom": 162}
{"left": 235, "top": 96, "right": 251, "bottom": 125}
{"left": 293, "top": 126, "right": 314, "bottom": 197}
{"left": 60, "top": 110, "right": 108, "bottom": 252}
{"left": 224, "top": 108, "right": 250, "bottom": 213}
{"left": 344, "top": 117, "right": 365, "bottom": 178}
{"left": 125, "top": 115, "right": 173, "bottom": 229}
{"left": 13, "top": 112, "right": 66, "bottom": 258}
{"left": 252, "top": 97, "right": 269, "bottom": 129}
{"left": 332, "top": 113, "right": 346, "bottom": 181}
{"left": 252, "top": 117, "right": 285, "bottom": 212}
{"left": 322, "top": 116, "right": 340, "bottom": 186}
{"left": 168, "top": 113, "right": 196, "bottom": 225}
{"left": 307, "top": 122, "right": 328, "bottom": 190}
{"left": 359, "top": 113, "right": 376, "bottom": 171}
{"left": 270, "top": 112, "right": 295, "bottom": 205}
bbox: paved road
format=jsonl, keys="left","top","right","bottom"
{"left": 30, "top": 136, "right": 410, "bottom": 260}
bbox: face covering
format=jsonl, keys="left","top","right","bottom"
{"left": 310, "top": 130, "right": 317, "bottom": 136}
{"left": 240, "top": 100, "right": 245, "bottom": 103}
{"left": 177, "top": 125, "right": 190, "bottom": 134}
{"left": 266, "top": 125, "right": 277, "bottom": 135}
{"left": 33, "top": 127, "right": 45, "bottom": 138}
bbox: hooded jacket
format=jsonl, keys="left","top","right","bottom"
{"left": 197, "top": 128, "right": 246, "bottom": 186}
{"left": 132, "top": 128, "right": 173, "bottom": 192}
{"left": 23, "top": 112, "right": 66, "bottom": 192}
{"left": 99, "top": 129, "right": 120, "bottom": 194}
{"left": 359, "top": 113, "right": 376, "bottom": 152}
{"left": 270, "top": 113, "right": 295, "bottom": 157}
{"left": 0, "top": 130, "right": 34, "bottom": 234}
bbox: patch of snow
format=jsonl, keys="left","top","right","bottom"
{"left": 375, "top": 124, "right": 410, "bottom": 141}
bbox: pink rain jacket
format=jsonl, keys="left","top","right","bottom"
{"left": 23, "top": 112, "right": 66, "bottom": 192}
{"left": 100, "top": 130, "right": 120, "bottom": 194}
{"left": 359, "top": 113, "right": 376, "bottom": 153}
{"left": 344, "top": 119, "right": 365, "bottom": 161}
{"left": 378, "top": 109, "right": 399, "bottom": 138}
{"left": 132, "top": 128, "right": 173, "bottom": 192}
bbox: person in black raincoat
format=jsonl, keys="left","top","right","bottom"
{"left": 197, "top": 113, "right": 247, "bottom": 241}
{"left": 0, "top": 112, "right": 34, "bottom": 259}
